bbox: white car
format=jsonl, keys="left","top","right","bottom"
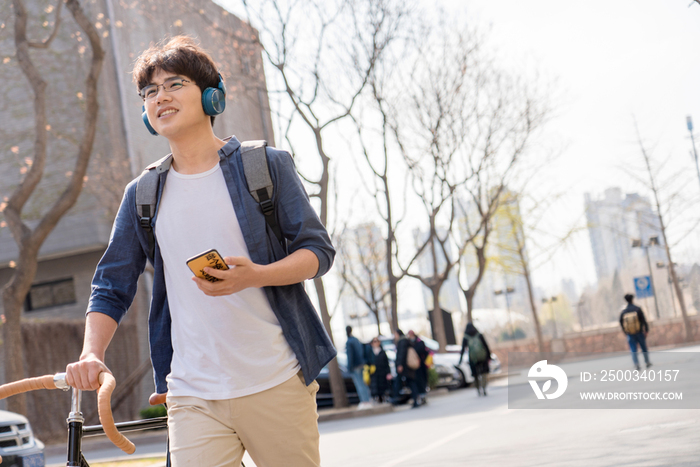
{"left": 0, "top": 410, "right": 45, "bottom": 466}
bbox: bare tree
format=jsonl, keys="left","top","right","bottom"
{"left": 1, "top": 0, "right": 104, "bottom": 414}
{"left": 633, "top": 125, "right": 698, "bottom": 342}
{"left": 346, "top": 37, "right": 413, "bottom": 333}
{"left": 239, "top": 0, "right": 406, "bottom": 408}
{"left": 454, "top": 63, "right": 549, "bottom": 330}
{"left": 384, "top": 27, "right": 487, "bottom": 351}
{"left": 336, "top": 223, "right": 391, "bottom": 336}
{"left": 489, "top": 190, "right": 581, "bottom": 352}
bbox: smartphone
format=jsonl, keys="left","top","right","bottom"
{"left": 186, "top": 249, "right": 229, "bottom": 283}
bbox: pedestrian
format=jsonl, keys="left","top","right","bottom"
{"left": 619, "top": 293, "right": 652, "bottom": 371}
{"left": 459, "top": 323, "right": 491, "bottom": 396}
{"left": 368, "top": 337, "right": 391, "bottom": 403}
{"left": 407, "top": 330, "right": 429, "bottom": 404}
{"left": 346, "top": 326, "right": 372, "bottom": 408}
{"left": 393, "top": 329, "right": 421, "bottom": 408}
{"left": 65, "top": 36, "right": 336, "bottom": 467}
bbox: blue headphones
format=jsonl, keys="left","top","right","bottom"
{"left": 142, "top": 73, "right": 227, "bottom": 136}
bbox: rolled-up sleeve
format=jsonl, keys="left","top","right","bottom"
{"left": 267, "top": 148, "right": 335, "bottom": 278}
{"left": 87, "top": 181, "right": 148, "bottom": 323}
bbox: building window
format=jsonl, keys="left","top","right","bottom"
{"left": 24, "top": 278, "right": 76, "bottom": 311}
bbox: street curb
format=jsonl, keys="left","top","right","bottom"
{"left": 317, "top": 387, "right": 451, "bottom": 422}
{"left": 318, "top": 402, "right": 394, "bottom": 422}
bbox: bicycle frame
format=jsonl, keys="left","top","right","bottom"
{"left": 64, "top": 385, "right": 169, "bottom": 466}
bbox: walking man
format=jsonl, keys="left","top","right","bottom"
{"left": 66, "top": 36, "right": 335, "bottom": 467}
{"left": 346, "top": 326, "right": 372, "bottom": 409}
{"left": 620, "top": 293, "right": 652, "bottom": 371}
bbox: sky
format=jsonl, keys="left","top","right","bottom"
{"left": 219, "top": 0, "right": 700, "bottom": 303}
{"left": 430, "top": 0, "right": 700, "bottom": 294}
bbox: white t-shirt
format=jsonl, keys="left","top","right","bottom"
{"left": 156, "top": 162, "right": 299, "bottom": 399}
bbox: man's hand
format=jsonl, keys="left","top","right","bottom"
{"left": 192, "top": 256, "right": 262, "bottom": 296}
{"left": 66, "top": 354, "right": 111, "bottom": 391}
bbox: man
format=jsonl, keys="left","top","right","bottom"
{"left": 65, "top": 36, "right": 335, "bottom": 467}
{"left": 393, "top": 329, "right": 420, "bottom": 408}
{"left": 345, "top": 326, "right": 372, "bottom": 408}
{"left": 619, "top": 293, "right": 652, "bottom": 371}
{"left": 407, "top": 330, "right": 428, "bottom": 403}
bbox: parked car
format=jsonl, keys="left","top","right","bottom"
{"left": 0, "top": 409, "right": 45, "bottom": 466}
{"left": 315, "top": 353, "right": 359, "bottom": 408}
{"left": 380, "top": 335, "right": 501, "bottom": 389}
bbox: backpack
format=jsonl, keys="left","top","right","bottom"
{"left": 621, "top": 310, "right": 641, "bottom": 335}
{"left": 406, "top": 345, "right": 421, "bottom": 370}
{"left": 135, "top": 140, "right": 283, "bottom": 259}
{"left": 467, "top": 334, "right": 488, "bottom": 363}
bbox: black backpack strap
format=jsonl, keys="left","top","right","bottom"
{"left": 136, "top": 154, "right": 171, "bottom": 259}
{"left": 240, "top": 140, "right": 284, "bottom": 245}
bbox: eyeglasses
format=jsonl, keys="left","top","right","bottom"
{"left": 139, "top": 77, "right": 191, "bottom": 101}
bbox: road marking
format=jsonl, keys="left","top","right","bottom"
{"left": 619, "top": 419, "right": 696, "bottom": 433}
{"left": 376, "top": 425, "right": 477, "bottom": 467}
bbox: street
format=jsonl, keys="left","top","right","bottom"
{"left": 47, "top": 348, "right": 700, "bottom": 467}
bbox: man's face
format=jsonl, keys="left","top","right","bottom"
{"left": 142, "top": 69, "right": 208, "bottom": 138}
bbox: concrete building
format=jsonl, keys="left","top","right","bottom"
{"left": 584, "top": 188, "right": 678, "bottom": 320}
{"left": 0, "top": 0, "right": 273, "bottom": 404}
{"left": 585, "top": 187, "right": 664, "bottom": 282}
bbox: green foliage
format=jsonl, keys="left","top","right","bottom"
{"left": 139, "top": 405, "right": 167, "bottom": 419}
{"left": 427, "top": 367, "right": 439, "bottom": 390}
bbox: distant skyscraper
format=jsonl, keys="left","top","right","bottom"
{"left": 585, "top": 188, "right": 663, "bottom": 282}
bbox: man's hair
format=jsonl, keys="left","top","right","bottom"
{"left": 346, "top": 325, "right": 353, "bottom": 337}
{"left": 132, "top": 36, "right": 222, "bottom": 126}
{"left": 624, "top": 293, "right": 634, "bottom": 303}
{"left": 395, "top": 329, "right": 404, "bottom": 337}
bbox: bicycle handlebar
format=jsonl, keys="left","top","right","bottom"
{"left": 0, "top": 372, "right": 135, "bottom": 455}
{"left": 96, "top": 372, "right": 135, "bottom": 454}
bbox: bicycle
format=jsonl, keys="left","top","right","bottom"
{"left": 0, "top": 372, "right": 168, "bottom": 466}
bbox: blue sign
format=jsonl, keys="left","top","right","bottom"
{"left": 634, "top": 276, "right": 654, "bottom": 298}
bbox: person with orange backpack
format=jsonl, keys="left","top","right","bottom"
{"left": 619, "top": 293, "right": 652, "bottom": 371}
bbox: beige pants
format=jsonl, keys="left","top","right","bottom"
{"left": 166, "top": 371, "right": 321, "bottom": 467}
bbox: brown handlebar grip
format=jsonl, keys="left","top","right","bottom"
{"left": 0, "top": 375, "right": 57, "bottom": 400}
{"left": 97, "top": 372, "right": 135, "bottom": 455}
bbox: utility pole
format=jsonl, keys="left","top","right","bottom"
{"left": 686, "top": 116, "right": 700, "bottom": 191}
{"left": 495, "top": 285, "right": 516, "bottom": 339}
{"left": 542, "top": 296, "right": 558, "bottom": 339}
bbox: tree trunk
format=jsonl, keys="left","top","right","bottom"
{"left": 465, "top": 290, "right": 474, "bottom": 325}
{"left": 522, "top": 257, "right": 544, "bottom": 354}
{"left": 1, "top": 244, "right": 40, "bottom": 414}
{"left": 431, "top": 286, "right": 447, "bottom": 352}
{"left": 665, "top": 246, "right": 693, "bottom": 342}
{"left": 313, "top": 276, "right": 348, "bottom": 408}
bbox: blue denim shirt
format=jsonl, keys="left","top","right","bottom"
{"left": 88, "top": 137, "right": 337, "bottom": 394}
